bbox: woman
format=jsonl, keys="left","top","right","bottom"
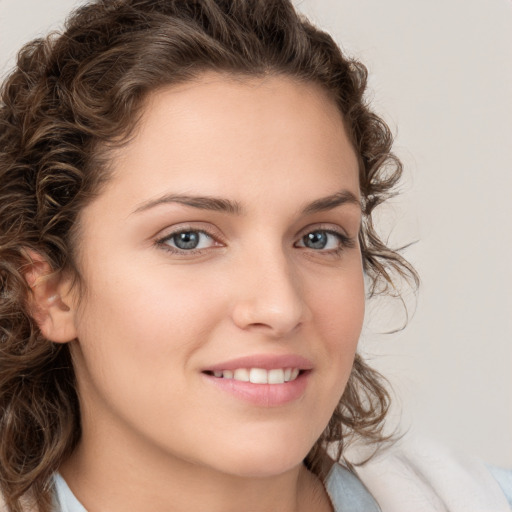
{"left": 0, "top": 1, "right": 510, "bottom": 511}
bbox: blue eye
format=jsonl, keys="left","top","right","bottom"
{"left": 157, "top": 226, "right": 353, "bottom": 256}
{"left": 296, "top": 230, "right": 349, "bottom": 251}
{"left": 160, "top": 230, "right": 215, "bottom": 252}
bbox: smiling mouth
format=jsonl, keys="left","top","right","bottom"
{"left": 203, "top": 368, "right": 306, "bottom": 384}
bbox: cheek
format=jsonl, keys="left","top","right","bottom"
{"left": 310, "top": 266, "right": 365, "bottom": 346}
{"left": 72, "top": 262, "right": 227, "bottom": 402}
{"left": 71, "top": 266, "right": 229, "bottom": 438}
{"left": 309, "top": 266, "right": 365, "bottom": 393}
{"left": 77, "top": 260, "right": 223, "bottom": 345}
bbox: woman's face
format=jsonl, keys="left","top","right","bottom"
{"left": 67, "top": 73, "right": 364, "bottom": 478}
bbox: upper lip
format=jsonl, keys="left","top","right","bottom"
{"left": 203, "top": 354, "right": 314, "bottom": 372}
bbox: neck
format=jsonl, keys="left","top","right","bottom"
{"left": 59, "top": 428, "right": 332, "bottom": 512}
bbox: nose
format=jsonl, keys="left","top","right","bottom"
{"left": 230, "top": 248, "right": 311, "bottom": 338}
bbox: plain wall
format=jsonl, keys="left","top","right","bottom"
{"left": 1, "top": 0, "right": 511, "bottom": 466}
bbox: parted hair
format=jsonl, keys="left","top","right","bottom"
{"left": 0, "top": 0, "right": 418, "bottom": 510}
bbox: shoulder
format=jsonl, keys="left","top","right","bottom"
{"left": 350, "top": 437, "right": 511, "bottom": 512}
{"left": 324, "top": 462, "right": 381, "bottom": 512}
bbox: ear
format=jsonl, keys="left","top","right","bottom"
{"left": 23, "top": 250, "right": 78, "bottom": 343}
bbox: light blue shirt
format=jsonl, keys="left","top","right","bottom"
{"left": 53, "top": 474, "right": 86, "bottom": 512}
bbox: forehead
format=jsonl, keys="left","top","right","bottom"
{"left": 100, "top": 73, "right": 359, "bottom": 211}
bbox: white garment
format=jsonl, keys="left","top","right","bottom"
{"left": 351, "top": 437, "right": 511, "bottom": 512}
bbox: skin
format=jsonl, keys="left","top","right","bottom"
{"left": 44, "top": 73, "right": 364, "bottom": 511}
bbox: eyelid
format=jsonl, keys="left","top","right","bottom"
{"left": 297, "top": 222, "right": 354, "bottom": 242}
{"left": 296, "top": 222, "right": 350, "bottom": 240}
{"left": 154, "top": 222, "right": 356, "bottom": 256}
{"left": 155, "top": 223, "right": 225, "bottom": 255}
{"left": 294, "top": 223, "right": 356, "bottom": 253}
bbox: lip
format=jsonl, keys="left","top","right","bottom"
{"left": 202, "top": 371, "right": 310, "bottom": 407}
{"left": 202, "top": 354, "right": 314, "bottom": 372}
{"left": 201, "top": 353, "right": 313, "bottom": 407}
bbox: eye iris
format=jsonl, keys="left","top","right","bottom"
{"left": 304, "top": 231, "right": 328, "bottom": 249}
{"left": 173, "top": 231, "right": 200, "bottom": 250}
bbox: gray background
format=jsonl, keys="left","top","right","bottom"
{"left": 1, "top": 0, "right": 510, "bottom": 466}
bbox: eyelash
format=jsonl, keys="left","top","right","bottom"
{"left": 295, "top": 229, "right": 355, "bottom": 255}
{"left": 155, "top": 225, "right": 355, "bottom": 257}
{"left": 156, "top": 228, "right": 219, "bottom": 255}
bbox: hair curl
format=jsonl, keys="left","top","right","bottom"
{"left": 0, "top": 0, "right": 418, "bottom": 509}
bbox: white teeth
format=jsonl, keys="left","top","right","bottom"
{"left": 268, "top": 369, "right": 285, "bottom": 384}
{"left": 249, "top": 368, "right": 268, "bottom": 384}
{"left": 211, "top": 367, "right": 301, "bottom": 383}
{"left": 233, "top": 368, "right": 250, "bottom": 382}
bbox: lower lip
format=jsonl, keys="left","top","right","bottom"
{"left": 202, "top": 371, "right": 310, "bottom": 407}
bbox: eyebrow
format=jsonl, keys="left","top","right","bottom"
{"left": 301, "top": 190, "right": 360, "bottom": 214}
{"left": 132, "top": 190, "right": 360, "bottom": 216}
{"left": 132, "top": 194, "right": 243, "bottom": 215}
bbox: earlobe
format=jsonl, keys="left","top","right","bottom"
{"left": 23, "top": 250, "right": 78, "bottom": 344}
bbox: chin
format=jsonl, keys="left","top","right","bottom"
{"left": 210, "top": 437, "right": 314, "bottom": 479}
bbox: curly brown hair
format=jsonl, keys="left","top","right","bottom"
{"left": 0, "top": 0, "right": 418, "bottom": 510}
